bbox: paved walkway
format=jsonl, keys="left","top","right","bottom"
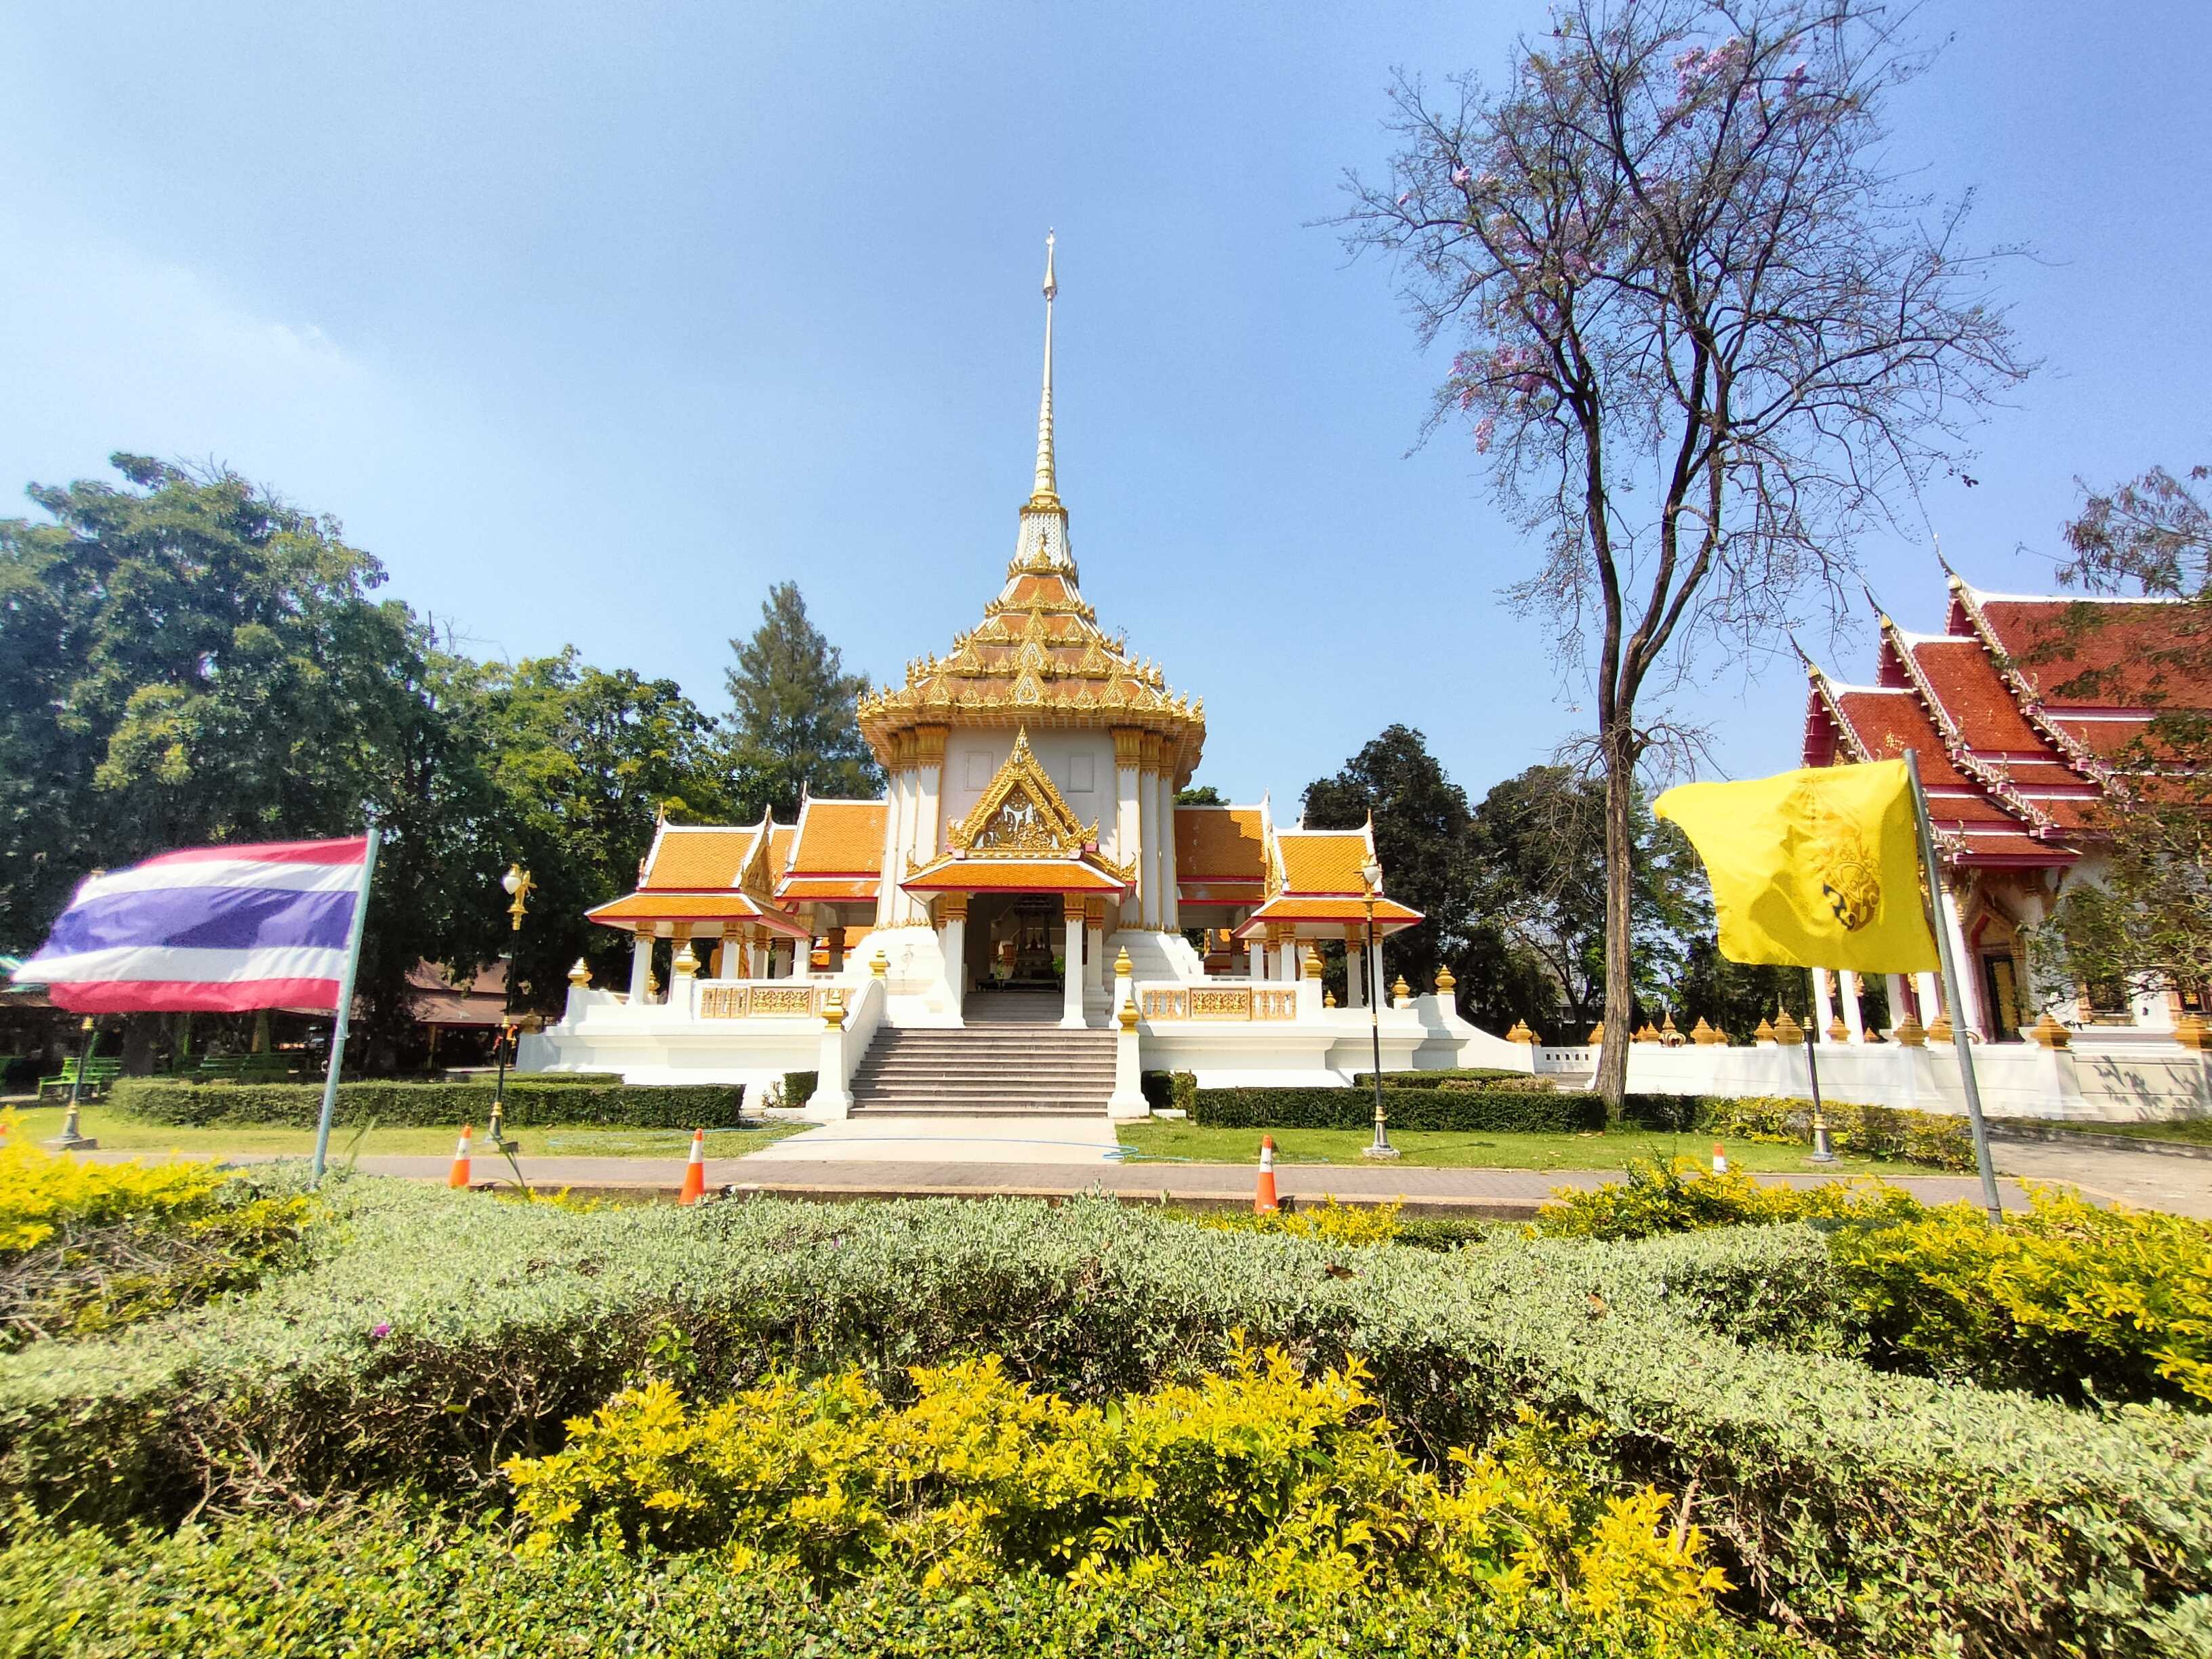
{"left": 70, "top": 1128, "right": 2210, "bottom": 1218}
{"left": 744, "top": 1114, "right": 1123, "bottom": 1165}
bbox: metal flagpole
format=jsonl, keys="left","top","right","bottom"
{"left": 311, "top": 827, "right": 382, "bottom": 1185}
{"left": 1902, "top": 752, "right": 2003, "bottom": 1221}
{"left": 1803, "top": 968, "right": 1834, "bottom": 1163}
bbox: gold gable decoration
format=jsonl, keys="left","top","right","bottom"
{"left": 946, "top": 729, "right": 1100, "bottom": 859}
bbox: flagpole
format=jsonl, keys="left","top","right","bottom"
{"left": 311, "top": 827, "right": 381, "bottom": 1185}
{"left": 1902, "top": 751, "right": 2003, "bottom": 1221}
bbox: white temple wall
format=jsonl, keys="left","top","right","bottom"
{"left": 941, "top": 728, "right": 1115, "bottom": 846}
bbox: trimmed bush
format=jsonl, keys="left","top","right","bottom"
{"left": 781, "top": 1071, "right": 818, "bottom": 1110}
{"left": 1833, "top": 1186, "right": 2212, "bottom": 1409}
{"left": 106, "top": 1079, "right": 745, "bottom": 1130}
{"left": 1354, "top": 1068, "right": 1525, "bottom": 1090}
{"left": 1530, "top": 1158, "right": 1927, "bottom": 1243}
{"left": 1192, "top": 1085, "right": 1608, "bottom": 1132}
{"left": 0, "top": 1498, "right": 1792, "bottom": 1659}
{"left": 2, "top": 1185, "right": 2206, "bottom": 1655}
{"left": 1, "top": 1126, "right": 319, "bottom": 1349}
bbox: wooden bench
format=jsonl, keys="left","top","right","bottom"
{"left": 38, "top": 1057, "right": 121, "bottom": 1101}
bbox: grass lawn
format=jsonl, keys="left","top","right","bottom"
{"left": 1994, "top": 1115, "right": 2212, "bottom": 1148}
{"left": 0, "top": 1101, "right": 808, "bottom": 1161}
{"left": 1115, "top": 1118, "right": 1914, "bottom": 1174}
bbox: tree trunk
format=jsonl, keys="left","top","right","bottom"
{"left": 1595, "top": 730, "right": 1637, "bottom": 1120}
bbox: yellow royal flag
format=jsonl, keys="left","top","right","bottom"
{"left": 1653, "top": 760, "right": 1939, "bottom": 973}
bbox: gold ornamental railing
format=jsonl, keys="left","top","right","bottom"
{"left": 1137, "top": 985, "right": 1298, "bottom": 1022}
{"left": 697, "top": 983, "right": 831, "bottom": 1020}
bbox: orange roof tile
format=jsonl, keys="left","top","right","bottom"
{"left": 901, "top": 858, "right": 1128, "bottom": 894}
{"left": 1235, "top": 895, "right": 1422, "bottom": 935}
{"left": 779, "top": 877, "right": 881, "bottom": 902}
{"left": 1275, "top": 830, "right": 1373, "bottom": 895}
{"left": 1970, "top": 592, "right": 2211, "bottom": 711}
{"left": 586, "top": 890, "right": 810, "bottom": 935}
{"left": 785, "top": 799, "right": 888, "bottom": 875}
{"left": 641, "top": 827, "right": 758, "bottom": 890}
{"left": 1174, "top": 806, "right": 1267, "bottom": 879}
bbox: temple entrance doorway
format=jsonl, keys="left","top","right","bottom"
{"left": 964, "top": 893, "right": 1064, "bottom": 1022}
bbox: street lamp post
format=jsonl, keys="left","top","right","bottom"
{"left": 488, "top": 863, "right": 534, "bottom": 1152}
{"left": 1359, "top": 857, "right": 1397, "bottom": 1161}
{"left": 47, "top": 1016, "right": 99, "bottom": 1151}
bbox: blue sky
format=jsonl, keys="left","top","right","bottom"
{"left": 3, "top": 1, "right": 2206, "bottom": 810}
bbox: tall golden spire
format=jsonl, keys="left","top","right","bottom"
{"left": 1030, "top": 230, "right": 1059, "bottom": 506}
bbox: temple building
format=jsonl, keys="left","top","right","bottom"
{"left": 528, "top": 239, "right": 1500, "bottom": 1109}
{"left": 1799, "top": 574, "right": 2211, "bottom": 1043}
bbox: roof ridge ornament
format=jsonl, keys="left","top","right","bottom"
{"left": 1032, "top": 230, "right": 1058, "bottom": 505}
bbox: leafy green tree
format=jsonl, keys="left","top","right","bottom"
{"left": 2028, "top": 464, "right": 2212, "bottom": 1007}
{"left": 1301, "top": 725, "right": 1481, "bottom": 995}
{"left": 1176, "top": 784, "right": 1225, "bottom": 806}
{"left": 1472, "top": 764, "right": 1709, "bottom": 1040}
{"left": 1343, "top": 0, "right": 2030, "bottom": 1104}
{"left": 0, "top": 455, "right": 500, "bottom": 1049}
{"left": 464, "top": 650, "right": 741, "bottom": 1005}
{"left": 724, "top": 583, "right": 880, "bottom": 815}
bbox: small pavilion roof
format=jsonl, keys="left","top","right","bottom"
{"left": 1233, "top": 895, "right": 1422, "bottom": 938}
{"left": 901, "top": 855, "right": 1129, "bottom": 895}
{"left": 775, "top": 797, "right": 886, "bottom": 904}
{"left": 639, "top": 824, "right": 762, "bottom": 890}
{"left": 585, "top": 889, "right": 813, "bottom": 936}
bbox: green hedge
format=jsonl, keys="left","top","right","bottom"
{"left": 0, "top": 1499, "right": 1784, "bottom": 1659}
{"left": 106, "top": 1080, "right": 745, "bottom": 1130}
{"left": 780, "top": 1071, "right": 817, "bottom": 1109}
{"left": 1199, "top": 1084, "right": 1974, "bottom": 1168}
{"left": 1352, "top": 1067, "right": 1525, "bottom": 1090}
{"left": 1192, "top": 1085, "right": 1610, "bottom": 1132}
{"left": 3, "top": 1185, "right": 2206, "bottom": 1655}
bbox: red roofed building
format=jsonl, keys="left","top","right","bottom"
{"left": 1801, "top": 572, "right": 2210, "bottom": 1042}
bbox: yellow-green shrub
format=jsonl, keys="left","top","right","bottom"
{"left": 1834, "top": 1184, "right": 2212, "bottom": 1408}
{"left": 1187, "top": 1195, "right": 1406, "bottom": 1246}
{"left": 0, "top": 1113, "right": 316, "bottom": 1347}
{"left": 504, "top": 1343, "right": 1726, "bottom": 1631}
{"left": 1529, "top": 1158, "right": 1923, "bottom": 1242}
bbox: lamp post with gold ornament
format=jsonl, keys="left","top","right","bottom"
{"left": 488, "top": 863, "right": 535, "bottom": 1152}
{"left": 46, "top": 1016, "right": 100, "bottom": 1151}
{"left": 1359, "top": 857, "right": 1398, "bottom": 1160}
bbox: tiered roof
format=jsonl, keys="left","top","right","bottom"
{"left": 855, "top": 233, "right": 1206, "bottom": 784}
{"left": 1231, "top": 819, "right": 1421, "bottom": 939}
{"left": 1800, "top": 571, "right": 2210, "bottom": 868}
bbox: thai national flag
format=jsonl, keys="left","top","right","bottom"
{"left": 20, "top": 838, "right": 372, "bottom": 1013}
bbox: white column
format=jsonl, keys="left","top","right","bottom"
{"left": 1113, "top": 729, "right": 1143, "bottom": 910}
{"left": 913, "top": 729, "right": 945, "bottom": 927}
{"left": 1061, "top": 903, "right": 1087, "bottom": 1028}
{"left": 1841, "top": 970, "right": 1866, "bottom": 1042}
{"left": 1345, "top": 930, "right": 1366, "bottom": 1009}
{"left": 1247, "top": 938, "right": 1264, "bottom": 979}
{"left": 1135, "top": 750, "right": 1160, "bottom": 929}
{"left": 1275, "top": 933, "right": 1296, "bottom": 983}
{"left": 1812, "top": 968, "right": 1835, "bottom": 1041}
{"left": 1941, "top": 887, "right": 1988, "bottom": 1037}
{"left": 717, "top": 930, "right": 742, "bottom": 979}
{"left": 1915, "top": 972, "right": 1942, "bottom": 1023}
{"left": 874, "top": 747, "right": 903, "bottom": 928}
{"left": 1158, "top": 756, "right": 1181, "bottom": 932}
{"left": 1085, "top": 907, "right": 1105, "bottom": 998}
{"left": 1885, "top": 973, "right": 1908, "bottom": 1031}
{"left": 937, "top": 898, "right": 966, "bottom": 1015}
{"left": 891, "top": 758, "right": 918, "bottom": 922}
{"left": 628, "top": 928, "right": 653, "bottom": 1002}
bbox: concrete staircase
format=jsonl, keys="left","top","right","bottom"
{"left": 849, "top": 1013, "right": 1115, "bottom": 1117}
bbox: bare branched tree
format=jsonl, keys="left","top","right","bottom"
{"left": 1341, "top": 0, "right": 2032, "bottom": 1109}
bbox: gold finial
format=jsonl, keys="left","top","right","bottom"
{"left": 1031, "top": 230, "right": 1059, "bottom": 506}
{"left": 1303, "top": 947, "right": 1324, "bottom": 981}
{"left": 567, "top": 958, "right": 592, "bottom": 987}
{"left": 870, "top": 949, "right": 889, "bottom": 979}
{"left": 1435, "top": 964, "right": 1457, "bottom": 995}
{"left": 823, "top": 990, "right": 846, "bottom": 1031}
{"left": 1114, "top": 947, "right": 1132, "bottom": 977}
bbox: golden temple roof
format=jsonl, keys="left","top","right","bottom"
{"left": 640, "top": 825, "right": 760, "bottom": 891}
{"left": 1274, "top": 827, "right": 1375, "bottom": 896}
{"left": 856, "top": 235, "right": 1205, "bottom": 783}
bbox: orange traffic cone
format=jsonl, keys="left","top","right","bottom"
{"left": 1254, "top": 1134, "right": 1279, "bottom": 1214}
{"left": 678, "top": 1128, "right": 706, "bottom": 1206}
{"left": 447, "top": 1125, "right": 473, "bottom": 1189}
{"left": 1711, "top": 1141, "right": 1728, "bottom": 1175}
